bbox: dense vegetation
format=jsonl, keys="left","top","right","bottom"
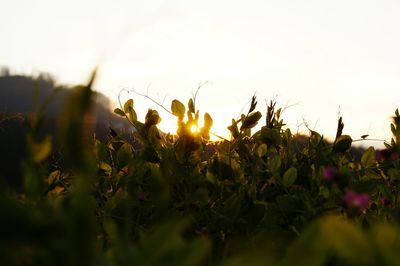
{"left": 0, "top": 72, "right": 132, "bottom": 188}
{"left": 1, "top": 72, "right": 400, "bottom": 265}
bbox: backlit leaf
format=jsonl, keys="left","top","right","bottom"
{"left": 269, "top": 156, "right": 281, "bottom": 174}
{"left": 283, "top": 167, "right": 297, "bottom": 188}
{"left": 188, "top": 98, "right": 195, "bottom": 113}
{"left": 171, "top": 99, "right": 186, "bottom": 118}
{"left": 257, "top": 144, "right": 267, "bottom": 157}
{"left": 203, "top": 112, "right": 213, "bottom": 130}
{"left": 145, "top": 109, "right": 161, "bottom": 125}
{"left": 241, "top": 111, "right": 262, "bottom": 130}
{"left": 99, "top": 162, "right": 112, "bottom": 174}
{"left": 333, "top": 135, "right": 352, "bottom": 153}
{"left": 361, "top": 147, "right": 376, "bottom": 167}
{"left": 117, "top": 143, "right": 133, "bottom": 167}
{"left": 50, "top": 185, "right": 65, "bottom": 194}
{"left": 128, "top": 108, "right": 137, "bottom": 122}
{"left": 114, "top": 108, "right": 126, "bottom": 117}
{"left": 123, "top": 99, "right": 134, "bottom": 113}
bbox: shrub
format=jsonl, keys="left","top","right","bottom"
{"left": 1, "top": 74, "right": 400, "bottom": 265}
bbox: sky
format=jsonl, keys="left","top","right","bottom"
{"left": 1, "top": 0, "right": 400, "bottom": 147}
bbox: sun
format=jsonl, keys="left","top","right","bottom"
{"left": 157, "top": 112, "right": 230, "bottom": 141}
{"left": 190, "top": 124, "right": 200, "bottom": 134}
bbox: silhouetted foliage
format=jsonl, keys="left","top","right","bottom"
{"left": 0, "top": 71, "right": 399, "bottom": 265}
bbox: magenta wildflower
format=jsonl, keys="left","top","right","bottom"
{"left": 344, "top": 191, "right": 370, "bottom": 211}
{"left": 322, "top": 166, "right": 339, "bottom": 181}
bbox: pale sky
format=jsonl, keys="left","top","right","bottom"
{"left": 1, "top": 0, "right": 400, "bottom": 147}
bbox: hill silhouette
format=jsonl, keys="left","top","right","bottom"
{"left": 0, "top": 70, "right": 132, "bottom": 188}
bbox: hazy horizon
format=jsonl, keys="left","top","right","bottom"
{"left": 2, "top": 0, "right": 400, "bottom": 148}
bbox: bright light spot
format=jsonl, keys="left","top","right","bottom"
{"left": 158, "top": 118, "right": 177, "bottom": 135}
{"left": 156, "top": 111, "right": 232, "bottom": 141}
{"left": 190, "top": 125, "right": 200, "bottom": 134}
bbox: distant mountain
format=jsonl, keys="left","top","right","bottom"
{"left": 0, "top": 71, "right": 133, "bottom": 188}
{"left": 0, "top": 72, "right": 131, "bottom": 133}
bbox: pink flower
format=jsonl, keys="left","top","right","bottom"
{"left": 322, "top": 166, "right": 339, "bottom": 181}
{"left": 344, "top": 191, "right": 370, "bottom": 211}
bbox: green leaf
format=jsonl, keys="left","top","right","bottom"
{"left": 391, "top": 123, "right": 396, "bottom": 136}
{"left": 260, "top": 127, "right": 282, "bottom": 146}
{"left": 95, "top": 140, "right": 108, "bottom": 161}
{"left": 206, "top": 171, "right": 216, "bottom": 184}
{"left": 128, "top": 108, "right": 137, "bottom": 122}
{"left": 240, "top": 111, "right": 262, "bottom": 130}
{"left": 99, "top": 162, "right": 112, "bottom": 175}
{"left": 188, "top": 98, "right": 195, "bottom": 113}
{"left": 361, "top": 147, "right": 376, "bottom": 167}
{"left": 47, "top": 170, "right": 61, "bottom": 185}
{"left": 257, "top": 144, "right": 267, "bottom": 157}
{"left": 117, "top": 143, "right": 133, "bottom": 167}
{"left": 269, "top": 156, "right": 281, "bottom": 174}
{"left": 318, "top": 186, "right": 330, "bottom": 199}
{"left": 203, "top": 112, "right": 213, "bottom": 130}
{"left": 283, "top": 167, "right": 297, "bottom": 188}
{"left": 145, "top": 109, "right": 161, "bottom": 125}
{"left": 123, "top": 99, "right": 134, "bottom": 113}
{"left": 171, "top": 99, "right": 186, "bottom": 118}
{"left": 228, "top": 119, "right": 240, "bottom": 138}
{"left": 114, "top": 108, "right": 126, "bottom": 117}
{"left": 187, "top": 111, "right": 194, "bottom": 122}
{"left": 333, "top": 135, "right": 352, "bottom": 153}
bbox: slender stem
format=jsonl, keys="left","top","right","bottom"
{"left": 210, "top": 132, "right": 230, "bottom": 142}
{"left": 352, "top": 138, "right": 386, "bottom": 142}
{"left": 131, "top": 89, "right": 174, "bottom": 115}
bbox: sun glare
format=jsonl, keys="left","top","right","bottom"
{"left": 190, "top": 125, "right": 200, "bottom": 134}
{"left": 157, "top": 113, "right": 231, "bottom": 141}
{"left": 158, "top": 119, "right": 177, "bottom": 135}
